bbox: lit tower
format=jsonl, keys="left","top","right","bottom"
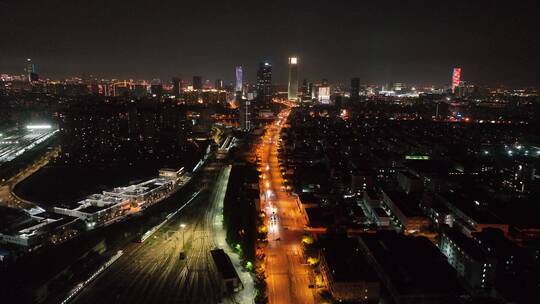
{"left": 452, "top": 67, "right": 461, "bottom": 93}
{"left": 235, "top": 66, "right": 243, "bottom": 94}
{"left": 257, "top": 62, "right": 272, "bottom": 106}
{"left": 239, "top": 97, "right": 252, "bottom": 131}
{"left": 26, "top": 58, "right": 38, "bottom": 82}
{"left": 235, "top": 66, "right": 250, "bottom": 131}
{"left": 288, "top": 57, "right": 299, "bottom": 101}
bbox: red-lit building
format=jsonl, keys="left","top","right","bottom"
{"left": 452, "top": 68, "right": 461, "bottom": 93}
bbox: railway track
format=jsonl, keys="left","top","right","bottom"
{"left": 72, "top": 161, "right": 227, "bottom": 304}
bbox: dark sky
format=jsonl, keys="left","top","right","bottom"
{"left": 1, "top": 0, "right": 539, "bottom": 87}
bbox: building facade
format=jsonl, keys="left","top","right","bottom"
{"left": 256, "top": 62, "right": 272, "bottom": 106}
{"left": 288, "top": 57, "right": 298, "bottom": 101}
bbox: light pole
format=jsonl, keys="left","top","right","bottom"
{"left": 180, "top": 223, "right": 186, "bottom": 249}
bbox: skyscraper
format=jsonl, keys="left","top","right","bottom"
{"left": 239, "top": 98, "right": 252, "bottom": 131}
{"left": 25, "top": 58, "right": 38, "bottom": 82}
{"left": 215, "top": 79, "right": 223, "bottom": 90}
{"left": 452, "top": 68, "right": 461, "bottom": 93}
{"left": 235, "top": 66, "right": 243, "bottom": 93}
{"left": 236, "top": 82, "right": 251, "bottom": 131}
{"left": 350, "top": 77, "right": 360, "bottom": 101}
{"left": 193, "top": 76, "right": 202, "bottom": 90}
{"left": 203, "top": 79, "right": 212, "bottom": 90}
{"left": 256, "top": 62, "right": 272, "bottom": 105}
{"left": 318, "top": 86, "right": 330, "bottom": 104}
{"left": 307, "top": 82, "right": 313, "bottom": 99}
{"left": 172, "top": 77, "right": 182, "bottom": 96}
{"left": 288, "top": 57, "right": 299, "bottom": 101}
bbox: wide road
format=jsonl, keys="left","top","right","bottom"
{"left": 258, "top": 108, "right": 315, "bottom": 304}
{"left": 73, "top": 160, "right": 227, "bottom": 304}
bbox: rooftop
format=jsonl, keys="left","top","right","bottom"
{"left": 0, "top": 206, "right": 30, "bottom": 231}
{"left": 398, "top": 170, "right": 420, "bottom": 180}
{"left": 210, "top": 249, "right": 239, "bottom": 280}
{"left": 319, "top": 235, "right": 378, "bottom": 282}
{"left": 472, "top": 228, "right": 517, "bottom": 258}
{"left": 374, "top": 207, "right": 389, "bottom": 218}
{"left": 361, "top": 231, "right": 462, "bottom": 296}
{"left": 305, "top": 207, "right": 334, "bottom": 228}
{"left": 437, "top": 191, "right": 504, "bottom": 224}
{"left": 443, "top": 228, "right": 487, "bottom": 261}
{"left": 382, "top": 189, "right": 424, "bottom": 217}
{"left": 79, "top": 205, "right": 110, "bottom": 214}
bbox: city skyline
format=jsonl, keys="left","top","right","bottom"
{"left": 2, "top": 55, "right": 538, "bottom": 89}
{"left": 1, "top": 2, "right": 540, "bottom": 304}
{"left": 1, "top": 1, "right": 539, "bottom": 86}
{"left": 0, "top": 57, "right": 478, "bottom": 90}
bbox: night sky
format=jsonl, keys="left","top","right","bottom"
{"left": 1, "top": 0, "right": 539, "bottom": 86}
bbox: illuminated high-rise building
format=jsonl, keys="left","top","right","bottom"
{"left": 235, "top": 66, "right": 243, "bottom": 93}
{"left": 318, "top": 86, "right": 330, "bottom": 104}
{"left": 288, "top": 57, "right": 299, "bottom": 101}
{"left": 306, "top": 82, "right": 313, "bottom": 99}
{"left": 193, "top": 76, "right": 202, "bottom": 90}
{"left": 452, "top": 68, "right": 461, "bottom": 93}
{"left": 25, "top": 58, "right": 38, "bottom": 82}
{"left": 239, "top": 98, "right": 252, "bottom": 131}
{"left": 311, "top": 83, "right": 320, "bottom": 99}
{"left": 236, "top": 83, "right": 251, "bottom": 130}
{"left": 393, "top": 82, "right": 406, "bottom": 92}
{"left": 351, "top": 77, "right": 360, "bottom": 101}
{"left": 256, "top": 62, "right": 272, "bottom": 105}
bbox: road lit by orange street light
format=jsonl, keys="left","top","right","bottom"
{"left": 257, "top": 107, "right": 315, "bottom": 304}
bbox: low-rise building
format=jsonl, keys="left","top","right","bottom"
{"left": 351, "top": 169, "right": 375, "bottom": 193}
{"left": 397, "top": 170, "right": 423, "bottom": 194}
{"left": 54, "top": 195, "right": 132, "bottom": 229}
{"left": 54, "top": 172, "right": 190, "bottom": 229}
{"left": 304, "top": 207, "right": 332, "bottom": 233}
{"left": 372, "top": 207, "right": 391, "bottom": 227}
{"left": 0, "top": 207, "right": 79, "bottom": 249}
{"left": 319, "top": 236, "right": 380, "bottom": 302}
{"left": 439, "top": 228, "right": 497, "bottom": 290}
{"left": 381, "top": 189, "right": 430, "bottom": 234}
{"left": 419, "top": 194, "right": 454, "bottom": 227}
{"left": 358, "top": 231, "right": 463, "bottom": 303}
{"left": 436, "top": 191, "right": 508, "bottom": 236}
{"left": 210, "top": 249, "right": 242, "bottom": 294}
{"left": 472, "top": 228, "right": 518, "bottom": 274}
